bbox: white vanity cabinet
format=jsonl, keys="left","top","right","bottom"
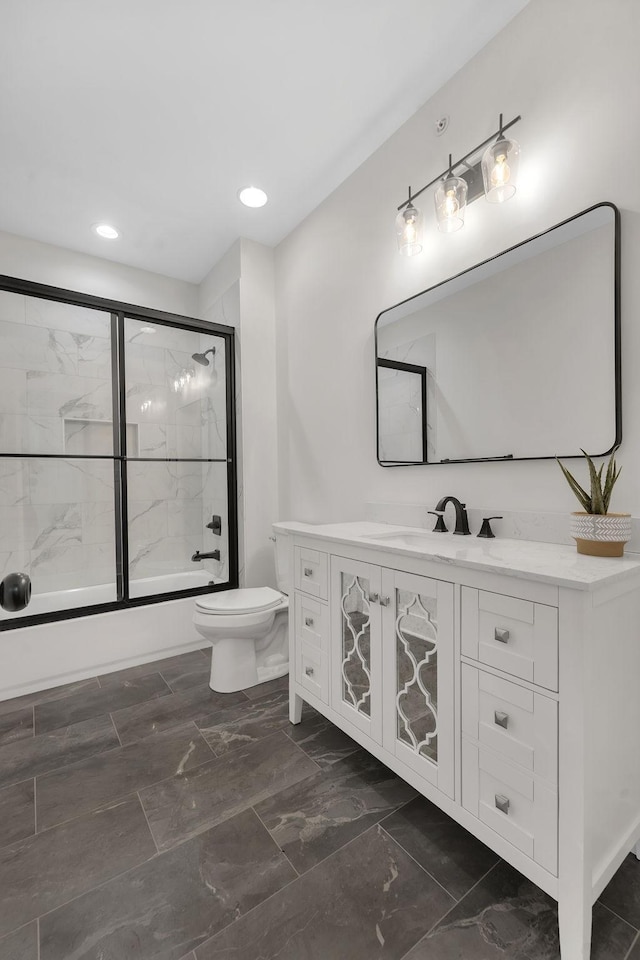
{"left": 280, "top": 521, "right": 640, "bottom": 960}
{"left": 329, "top": 556, "right": 455, "bottom": 797}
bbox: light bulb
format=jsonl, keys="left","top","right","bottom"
{"left": 491, "top": 153, "right": 510, "bottom": 188}
{"left": 395, "top": 202, "right": 423, "bottom": 256}
{"left": 404, "top": 214, "right": 417, "bottom": 244}
{"left": 443, "top": 189, "right": 460, "bottom": 218}
{"left": 482, "top": 136, "right": 519, "bottom": 203}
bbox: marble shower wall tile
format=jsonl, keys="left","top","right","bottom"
{"left": 0, "top": 320, "right": 77, "bottom": 375}
{"left": 0, "top": 368, "right": 27, "bottom": 414}
{"left": 0, "top": 297, "right": 233, "bottom": 596}
{"left": 24, "top": 297, "right": 110, "bottom": 338}
{"left": 0, "top": 289, "right": 26, "bottom": 324}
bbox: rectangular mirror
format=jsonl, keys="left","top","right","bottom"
{"left": 375, "top": 202, "right": 620, "bottom": 465}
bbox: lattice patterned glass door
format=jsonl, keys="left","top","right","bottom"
{"left": 395, "top": 587, "right": 439, "bottom": 764}
{"left": 340, "top": 571, "right": 373, "bottom": 717}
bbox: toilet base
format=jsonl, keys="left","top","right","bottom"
{"left": 205, "top": 608, "right": 289, "bottom": 693}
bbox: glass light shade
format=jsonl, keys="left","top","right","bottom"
{"left": 434, "top": 176, "right": 468, "bottom": 233}
{"left": 482, "top": 137, "right": 520, "bottom": 203}
{"left": 396, "top": 202, "right": 423, "bottom": 256}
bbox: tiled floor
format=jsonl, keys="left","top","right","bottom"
{"left": 0, "top": 648, "right": 638, "bottom": 960}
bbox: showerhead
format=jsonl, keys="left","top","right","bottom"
{"left": 191, "top": 347, "right": 216, "bottom": 366}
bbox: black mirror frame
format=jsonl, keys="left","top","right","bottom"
{"left": 374, "top": 201, "right": 621, "bottom": 467}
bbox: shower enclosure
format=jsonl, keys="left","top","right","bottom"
{"left": 0, "top": 276, "right": 237, "bottom": 630}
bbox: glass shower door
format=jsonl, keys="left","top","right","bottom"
{"left": 123, "top": 318, "right": 231, "bottom": 599}
{"left": 0, "top": 289, "right": 118, "bottom": 622}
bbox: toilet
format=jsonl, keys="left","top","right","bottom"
{"left": 193, "top": 530, "right": 290, "bottom": 693}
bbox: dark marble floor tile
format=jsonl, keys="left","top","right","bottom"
{"left": 111, "top": 683, "right": 247, "bottom": 746}
{"left": 0, "top": 677, "right": 99, "bottom": 718}
{"left": 0, "top": 921, "right": 38, "bottom": 960}
{"left": 40, "top": 808, "right": 296, "bottom": 960}
{"left": 627, "top": 933, "right": 640, "bottom": 959}
{"left": 140, "top": 731, "right": 319, "bottom": 851}
{"left": 35, "top": 672, "right": 172, "bottom": 734}
{"left": 0, "top": 779, "right": 34, "bottom": 848}
{"left": 284, "top": 710, "right": 359, "bottom": 768}
{"left": 0, "top": 714, "right": 119, "bottom": 789}
{"left": 0, "top": 704, "right": 33, "bottom": 746}
{"left": 0, "top": 795, "right": 156, "bottom": 938}
{"left": 256, "top": 748, "right": 417, "bottom": 873}
{"left": 599, "top": 853, "right": 640, "bottom": 928}
{"left": 37, "top": 723, "right": 214, "bottom": 830}
{"left": 242, "top": 674, "right": 289, "bottom": 700}
{"left": 195, "top": 823, "right": 454, "bottom": 960}
{"left": 403, "top": 861, "right": 637, "bottom": 960}
{"left": 197, "top": 689, "right": 292, "bottom": 756}
{"left": 100, "top": 649, "right": 210, "bottom": 693}
{"left": 381, "top": 795, "right": 499, "bottom": 900}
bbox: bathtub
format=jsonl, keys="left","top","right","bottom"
{"left": 0, "top": 569, "right": 219, "bottom": 701}
{"left": 0, "top": 569, "right": 216, "bottom": 621}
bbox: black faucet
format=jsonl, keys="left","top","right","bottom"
{"left": 191, "top": 550, "right": 221, "bottom": 562}
{"left": 434, "top": 496, "right": 471, "bottom": 535}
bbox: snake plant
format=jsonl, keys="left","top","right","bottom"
{"left": 556, "top": 448, "right": 621, "bottom": 515}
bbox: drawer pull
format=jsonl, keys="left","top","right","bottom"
{"left": 303, "top": 567, "right": 313, "bottom": 577}
{"left": 379, "top": 596, "right": 390, "bottom": 607}
{"left": 304, "top": 616, "right": 314, "bottom": 627}
{"left": 495, "top": 794, "right": 510, "bottom": 814}
{"left": 494, "top": 711, "right": 509, "bottom": 729}
{"left": 305, "top": 666, "right": 315, "bottom": 677}
{"left": 494, "top": 627, "right": 510, "bottom": 644}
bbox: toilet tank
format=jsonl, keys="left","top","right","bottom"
{"left": 273, "top": 528, "right": 290, "bottom": 595}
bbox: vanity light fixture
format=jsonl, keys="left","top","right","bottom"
{"left": 395, "top": 189, "right": 424, "bottom": 255}
{"left": 93, "top": 223, "right": 119, "bottom": 239}
{"left": 395, "top": 113, "right": 521, "bottom": 254}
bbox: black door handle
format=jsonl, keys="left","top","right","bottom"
{"left": 0, "top": 572, "right": 32, "bottom": 612}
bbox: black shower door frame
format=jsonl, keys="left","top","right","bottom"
{"left": 0, "top": 274, "right": 238, "bottom": 631}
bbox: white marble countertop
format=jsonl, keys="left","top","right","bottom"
{"left": 273, "top": 520, "right": 640, "bottom": 590}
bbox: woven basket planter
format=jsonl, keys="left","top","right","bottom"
{"left": 571, "top": 512, "right": 632, "bottom": 557}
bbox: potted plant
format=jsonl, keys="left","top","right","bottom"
{"left": 557, "top": 447, "right": 631, "bottom": 556}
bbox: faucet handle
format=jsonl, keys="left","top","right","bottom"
{"left": 477, "top": 516, "right": 503, "bottom": 539}
{"left": 427, "top": 511, "right": 448, "bottom": 533}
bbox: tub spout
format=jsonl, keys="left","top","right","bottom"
{"left": 191, "top": 550, "right": 221, "bottom": 562}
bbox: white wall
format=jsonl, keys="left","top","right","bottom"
{"left": 275, "top": 0, "right": 640, "bottom": 521}
{"left": 0, "top": 229, "right": 198, "bottom": 316}
{"left": 198, "top": 238, "right": 279, "bottom": 589}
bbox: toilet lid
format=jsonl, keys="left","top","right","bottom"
{"left": 196, "top": 586, "right": 284, "bottom": 615}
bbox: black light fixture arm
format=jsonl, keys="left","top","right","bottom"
{"left": 397, "top": 113, "right": 521, "bottom": 212}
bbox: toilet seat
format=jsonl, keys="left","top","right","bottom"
{"left": 195, "top": 586, "right": 286, "bottom": 616}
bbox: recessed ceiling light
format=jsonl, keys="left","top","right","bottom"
{"left": 238, "top": 186, "right": 268, "bottom": 208}
{"left": 93, "top": 223, "right": 119, "bottom": 239}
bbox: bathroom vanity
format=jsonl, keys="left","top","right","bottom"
{"left": 276, "top": 519, "right": 640, "bottom": 960}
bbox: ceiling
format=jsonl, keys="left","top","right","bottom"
{"left": 0, "top": 0, "right": 530, "bottom": 284}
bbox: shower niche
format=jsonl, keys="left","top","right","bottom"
{"left": 0, "top": 279, "right": 237, "bottom": 627}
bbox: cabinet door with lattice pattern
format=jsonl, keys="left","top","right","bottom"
{"left": 330, "top": 556, "right": 382, "bottom": 743}
{"left": 381, "top": 569, "right": 454, "bottom": 798}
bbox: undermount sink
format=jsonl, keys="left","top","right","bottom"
{"left": 360, "top": 529, "right": 444, "bottom": 549}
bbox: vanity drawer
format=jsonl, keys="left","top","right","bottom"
{"left": 294, "top": 547, "right": 328, "bottom": 599}
{"left": 462, "top": 664, "right": 557, "bottom": 784}
{"left": 296, "top": 641, "right": 328, "bottom": 703}
{"left": 462, "top": 740, "right": 557, "bottom": 875}
{"left": 294, "top": 593, "right": 327, "bottom": 651}
{"left": 461, "top": 587, "right": 558, "bottom": 691}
